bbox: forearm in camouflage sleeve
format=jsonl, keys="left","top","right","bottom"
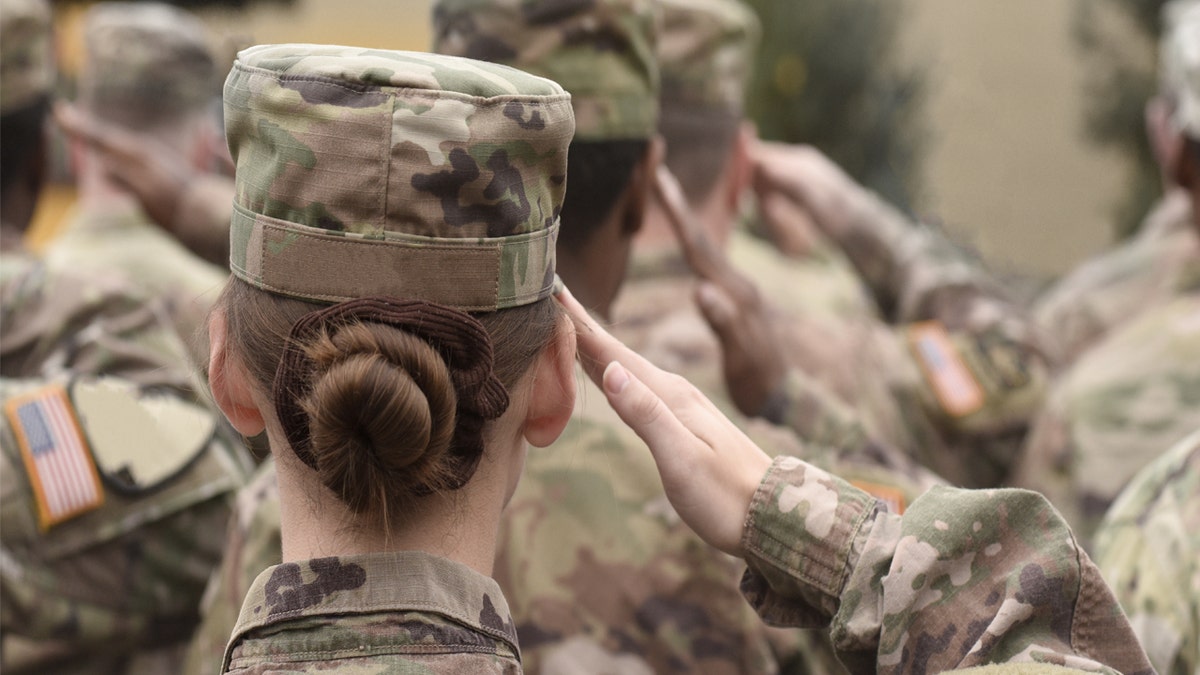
{"left": 738, "top": 456, "right": 1154, "bottom": 675}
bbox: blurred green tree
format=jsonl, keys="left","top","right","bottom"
{"left": 1074, "top": 0, "right": 1169, "bottom": 239}
{"left": 743, "top": 0, "right": 926, "bottom": 212}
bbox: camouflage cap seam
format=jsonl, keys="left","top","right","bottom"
{"left": 233, "top": 61, "right": 573, "bottom": 107}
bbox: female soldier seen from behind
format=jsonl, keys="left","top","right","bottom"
{"left": 206, "top": 45, "right": 577, "bottom": 674}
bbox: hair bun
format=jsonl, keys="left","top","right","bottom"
{"left": 301, "top": 323, "right": 458, "bottom": 515}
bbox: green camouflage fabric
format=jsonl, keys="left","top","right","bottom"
{"left": 44, "top": 202, "right": 228, "bottom": 359}
{"left": 0, "top": 252, "right": 250, "bottom": 674}
{"left": 0, "top": 0, "right": 52, "bottom": 115}
{"left": 496, "top": 368, "right": 791, "bottom": 673}
{"left": 1034, "top": 192, "right": 1196, "bottom": 363}
{"left": 740, "top": 455, "right": 1155, "bottom": 675}
{"left": 432, "top": 0, "right": 658, "bottom": 141}
{"left": 1093, "top": 429, "right": 1200, "bottom": 675}
{"left": 224, "top": 44, "right": 574, "bottom": 310}
{"left": 777, "top": 186, "right": 1051, "bottom": 489}
{"left": 80, "top": 2, "right": 216, "bottom": 123}
{"left": 1164, "top": 0, "right": 1200, "bottom": 137}
{"left": 183, "top": 460, "right": 281, "bottom": 675}
{"left": 658, "top": 0, "right": 760, "bottom": 112}
{"left": 222, "top": 550, "right": 521, "bottom": 673}
{"left": 1012, "top": 290, "right": 1200, "bottom": 548}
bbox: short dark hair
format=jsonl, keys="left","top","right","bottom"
{"left": 558, "top": 139, "right": 650, "bottom": 254}
{"left": 658, "top": 104, "right": 740, "bottom": 203}
{"left": 0, "top": 96, "right": 49, "bottom": 193}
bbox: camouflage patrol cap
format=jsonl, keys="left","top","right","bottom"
{"left": 80, "top": 2, "right": 215, "bottom": 122}
{"left": 0, "top": 0, "right": 53, "bottom": 115}
{"left": 1162, "top": 0, "right": 1200, "bottom": 137}
{"left": 432, "top": 0, "right": 658, "bottom": 142}
{"left": 224, "top": 44, "right": 574, "bottom": 310}
{"left": 659, "top": 0, "right": 760, "bottom": 113}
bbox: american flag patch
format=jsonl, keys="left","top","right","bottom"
{"left": 907, "top": 322, "right": 985, "bottom": 418}
{"left": 5, "top": 385, "right": 104, "bottom": 530}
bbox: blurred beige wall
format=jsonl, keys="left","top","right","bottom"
{"left": 899, "top": 1, "right": 1134, "bottom": 278}
{"left": 199, "top": 0, "right": 435, "bottom": 64}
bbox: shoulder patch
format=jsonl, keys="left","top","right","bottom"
{"left": 4, "top": 385, "right": 104, "bottom": 530}
{"left": 906, "top": 321, "right": 985, "bottom": 418}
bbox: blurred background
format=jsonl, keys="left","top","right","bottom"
{"left": 32, "top": 0, "right": 1166, "bottom": 283}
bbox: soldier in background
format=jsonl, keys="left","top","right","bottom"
{"left": 1011, "top": 0, "right": 1200, "bottom": 547}
{"left": 45, "top": 2, "right": 229, "bottom": 356}
{"left": 1034, "top": 0, "right": 1199, "bottom": 364}
{"left": 1093, "top": 429, "right": 1199, "bottom": 675}
{"left": 0, "top": 0, "right": 250, "bottom": 671}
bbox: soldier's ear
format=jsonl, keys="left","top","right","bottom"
{"left": 208, "top": 308, "right": 266, "bottom": 437}
{"left": 522, "top": 313, "right": 577, "bottom": 448}
{"left": 727, "top": 122, "right": 757, "bottom": 211}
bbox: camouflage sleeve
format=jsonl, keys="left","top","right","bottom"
{"left": 1093, "top": 431, "right": 1200, "bottom": 675}
{"left": 170, "top": 174, "right": 234, "bottom": 269}
{"left": 738, "top": 455, "right": 1154, "bottom": 675}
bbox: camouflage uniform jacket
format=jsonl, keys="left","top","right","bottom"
{"left": 740, "top": 455, "right": 1155, "bottom": 675}
{"left": 494, "top": 369, "right": 785, "bottom": 674}
{"left": 44, "top": 202, "right": 228, "bottom": 354}
{"left": 613, "top": 244, "right": 943, "bottom": 511}
{"left": 222, "top": 551, "right": 521, "bottom": 674}
{"left": 1035, "top": 191, "right": 1197, "bottom": 364}
{"left": 772, "top": 190, "right": 1050, "bottom": 488}
{"left": 1093, "top": 429, "right": 1200, "bottom": 675}
{"left": 1012, "top": 289, "right": 1200, "bottom": 547}
{"left": 0, "top": 252, "right": 249, "bottom": 674}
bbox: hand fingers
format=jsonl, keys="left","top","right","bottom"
{"left": 600, "top": 362, "right": 695, "bottom": 472}
{"left": 556, "top": 286, "right": 678, "bottom": 394}
{"left": 54, "top": 103, "right": 129, "bottom": 159}
{"left": 695, "top": 282, "right": 740, "bottom": 341}
{"left": 652, "top": 166, "right": 725, "bottom": 280}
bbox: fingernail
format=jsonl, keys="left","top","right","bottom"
{"left": 604, "top": 361, "right": 629, "bottom": 395}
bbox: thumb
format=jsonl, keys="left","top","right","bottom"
{"left": 696, "top": 282, "right": 739, "bottom": 340}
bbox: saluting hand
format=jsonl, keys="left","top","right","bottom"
{"left": 652, "top": 166, "right": 788, "bottom": 420}
{"left": 559, "top": 286, "right": 773, "bottom": 557}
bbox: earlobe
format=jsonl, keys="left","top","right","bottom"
{"left": 208, "top": 309, "right": 267, "bottom": 437}
{"left": 522, "top": 316, "right": 577, "bottom": 448}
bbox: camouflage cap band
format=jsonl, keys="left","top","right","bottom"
{"left": 224, "top": 45, "right": 574, "bottom": 309}
{"left": 230, "top": 202, "right": 560, "bottom": 310}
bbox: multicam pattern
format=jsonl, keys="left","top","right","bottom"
{"left": 770, "top": 190, "right": 1050, "bottom": 489}
{"left": 495, "top": 370, "right": 786, "bottom": 674}
{"left": 740, "top": 455, "right": 1155, "bottom": 675}
{"left": 432, "top": 0, "right": 659, "bottom": 141}
{"left": 223, "top": 551, "right": 521, "bottom": 674}
{"left": 1034, "top": 192, "right": 1197, "bottom": 363}
{"left": 80, "top": 2, "right": 216, "bottom": 117}
{"left": 0, "top": 252, "right": 249, "bottom": 674}
{"left": 44, "top": 203, "right": 228, "bottom": 361}
{"left": 1094, "top": 430, "right": 1200, "bottom": 675}
{"left": 658, "top": 0, "right": 760, "bottom": 112}
{"left": 224, "top": 44, "right": 574, "bottom": 309}
{"left": 0, "top": 0, "right": 52, "bottom": 114}
{"left": 1014, "top": 292, "right": 1200, "bottom": 549}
